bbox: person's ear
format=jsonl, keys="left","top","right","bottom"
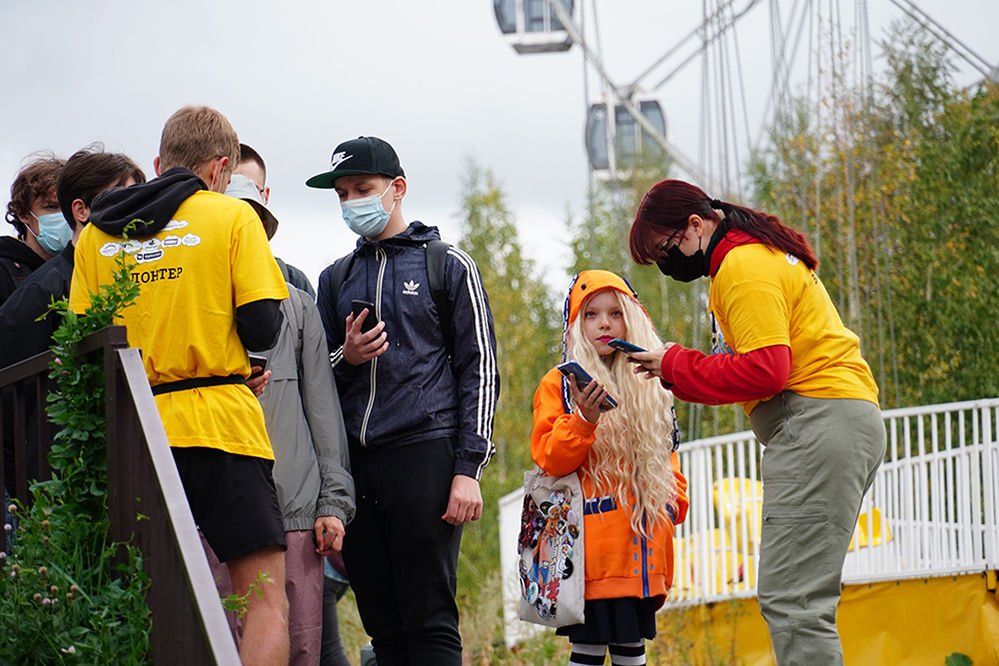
{"left": 70, "top": 199, "right": 90, "bottom": 225}
{"left": 262, "top": 186, "right": 271, "bottom": 205}
{"left": 688, "top": 214, "right": 703, "bottom": 235}
{"left": 213, "top": 156, "right": 228, "bottom": 180}
{"left": 153, "top": 156, "right": 162, "bottom": 177}
{"left": 209, "top": 157, "right": 231, "bottom": 192}
{"left": 392, "top": 177, "right": 407, "bottom": 200}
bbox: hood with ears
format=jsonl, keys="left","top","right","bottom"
{"left": 559, "top": 269, "right": 644, "bottom": 412}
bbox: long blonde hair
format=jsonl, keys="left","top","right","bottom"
{"left": 565, "top": 289, "right": 678, "bottom": 536}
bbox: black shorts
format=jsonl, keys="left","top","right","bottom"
{"left": 171, "top": 447, "right": 286, "bottom": 563}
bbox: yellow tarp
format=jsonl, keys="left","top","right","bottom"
{"left": 654, "top": 572, "right": 999, "bottom": 665}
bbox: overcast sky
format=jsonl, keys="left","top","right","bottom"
{"left": 2, "top": 1, "right": 997, "bottom": 289}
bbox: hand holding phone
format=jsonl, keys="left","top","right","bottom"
{"left": 557, "top": 361, "right": 618, "bottom": 411}
{"left": 351, "top": 299, "right": 379, "bottom": 334}
{"left": 248, "top": 353, "right": 268, "bottom": 379}
{"left": 608, "top": 338, "right": 646, "bottom": 353}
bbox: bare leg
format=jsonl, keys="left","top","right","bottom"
{"left": 228, "top": 545, "right": 290, "bottom": 666}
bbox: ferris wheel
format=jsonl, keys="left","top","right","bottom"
{"left": 493, "top": 0, "right": 997, "bottom": 196}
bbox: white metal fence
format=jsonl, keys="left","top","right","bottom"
{"left": 498, "top": 398, "right": 999, "bottom": 644}
{"left": 668, "top": 398, "right": 999, "bottom": 606}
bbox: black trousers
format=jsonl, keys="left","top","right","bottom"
{"left": 342, "top": 437, "right": 463, "bottom": 666}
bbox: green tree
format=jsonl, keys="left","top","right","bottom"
{"left": 878, "top": 27, "right": 999, "bottom": 405}
{"left": 450, "top": 160, "right": 562, "bottom": 658}
{"left": 749, "top": 18, "right": 999, "bottom": 409}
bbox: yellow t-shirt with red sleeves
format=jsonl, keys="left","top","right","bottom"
{"left": 708, "top": 242, "right": 879, "bottom": 415}
{"left": 69, "top": 190, "right": 289, "bottom": 460}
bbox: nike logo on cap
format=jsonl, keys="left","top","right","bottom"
{"left": 330, "top": 152, "right": 353, "bottom": 169}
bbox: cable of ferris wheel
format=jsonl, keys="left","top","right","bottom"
{"left": 648, "top": 0, "right": 763, "bottom": 93}
{"left": 723, "top": 0, "right": 756, "bottom": 193}
{"left": 888, "top": 0, "right": 994, "bottom": 77}
{"left": 751, "top": 0, "right": 813, "bottom": 156}
{"left": 543, "top": 0, "right": 712, "bottom": 187}
{"left": 625, "top": 0, "right": 757, "bottom": 92}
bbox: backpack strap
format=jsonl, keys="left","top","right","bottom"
{"left": 328, "top": 252, "right": 357, "bottom": 344}
{"left": 426, "top": 240, "right": 452, "bottom": 355}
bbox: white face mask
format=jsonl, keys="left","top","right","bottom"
{"left": 341, "top": 181, "right": 396, "bottom": 238}
{"left": 28, "top": 211, "right": 73, "bottom": 254}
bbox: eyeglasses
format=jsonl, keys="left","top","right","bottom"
{"left": 658, "top": 227, "right": 686, "bottom": 254}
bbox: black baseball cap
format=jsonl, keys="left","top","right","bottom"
{"left": 305, "top": 136, "right": 405, "bottom": 189}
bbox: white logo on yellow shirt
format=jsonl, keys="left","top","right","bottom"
{"left": 786, "top": 253, "right": 800, "bottom": 266}
{"left": 97, "top": 225, "right": 201, "bottom": 262}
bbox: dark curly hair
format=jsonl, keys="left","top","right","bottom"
{"left": 5, "top": 152, "right": 66, "bottom": 240}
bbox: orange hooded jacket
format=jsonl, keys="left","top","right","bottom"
{"left": 531, "top": 270, "right": 689, "bottom": 604}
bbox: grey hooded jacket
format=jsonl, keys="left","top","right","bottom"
{"left": 258, "top": 279, "right": 355, "bottom": 531}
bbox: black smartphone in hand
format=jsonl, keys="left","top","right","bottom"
{"left": 608, "top": 338, "right": 646, "bottom": 353}
{"left": 248, "top": 353, "right": 268, "bottom": 379}
{"left": 557, "top": 361, "right": 618, "bottom": 411}
{"left": 351, "top": 299, "right": 379, "bottom": 334}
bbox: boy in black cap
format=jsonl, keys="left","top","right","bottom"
{"left": 310, "top": 136, "right": 500, "bottom": 665}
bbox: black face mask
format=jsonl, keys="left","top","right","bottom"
{"left": 656, "top": 224, "right": 730, "bottom": 282}
{"left": 657, "top": 238, "right": 706, "bottom": 282}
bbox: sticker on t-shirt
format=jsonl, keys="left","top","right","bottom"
{"left": 97, "top": 226, "right": 200, "bottom": 262}
{"left": 786, "top": 253, "right": 800, "bottom": 266}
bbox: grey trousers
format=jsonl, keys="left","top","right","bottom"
{"left": 750, "top": 391, "right": 885, "bottom": 666}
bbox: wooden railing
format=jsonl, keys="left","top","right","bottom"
{"left": 0, "top": 326, "right": 239, "bottom": 664}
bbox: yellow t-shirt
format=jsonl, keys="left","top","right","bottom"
{"left": 70, "top": 190, "right": 289, "bottom": 460}
{"left": 708, "top": 243, "right": 879, "bottom": 415}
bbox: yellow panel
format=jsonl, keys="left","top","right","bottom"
{"left": 656, "top": 573, "right": 999, "bottom": 665}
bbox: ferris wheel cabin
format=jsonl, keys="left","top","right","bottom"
{"left": 493, "top": 0, "right": 575, "bottom": 54}
{"left": 585, "top": 96, "right": 667, "bottom": 179}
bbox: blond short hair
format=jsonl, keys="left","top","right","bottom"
{"left": 158, "top": 106, "right": 240, "bottom": 173}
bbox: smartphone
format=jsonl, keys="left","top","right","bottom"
{"left": 248, "top": 353, "right": 268, "bottom": 379}
{"left": 608, "top": 338, "right": 646, "bottom": 353}
{"left": 557, "top": 361, "right": 618, "bottom": 411}
{"left": 351, "top": 299, "right": 379, "bottom": 333}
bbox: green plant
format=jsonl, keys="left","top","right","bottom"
{"left": 0, "top": 245, "right": 150, "bottom": 663}
{"left": 220, "top": 571, "right": 272, "bottom": 619}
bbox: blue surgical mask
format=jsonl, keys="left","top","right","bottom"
{"left": 28, "top": 211, "right": 74, "bottom": 254}
{"left": 341, "top": 182, "right": 396, "bottom": 238}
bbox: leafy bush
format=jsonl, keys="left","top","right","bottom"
{"left": 0, "top": 249, "right": 151, "bottom": 662}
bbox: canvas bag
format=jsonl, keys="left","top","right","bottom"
{"left": 517, "top": 466, "right": 585, "bottom": 627}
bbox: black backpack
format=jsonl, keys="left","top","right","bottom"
{"left": 326, "top": 240, "right": 453, "bottom": 353}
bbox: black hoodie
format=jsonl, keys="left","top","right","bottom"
{"left": 89, "top": 166, "right": 205, "bottom": 238}
{"left": 86, "top": 166, "right": 283, "bottom": 351}
{"left": 0, "top": 236, "right": 46, "bottom": 306}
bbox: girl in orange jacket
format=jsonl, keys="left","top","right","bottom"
{"left": 531, "top": 269, "right": 689, "bottom": 666}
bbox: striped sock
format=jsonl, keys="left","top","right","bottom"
{"left": 569, "top": 642, "right": 607, "bottom": 665}
{"left": 609, "top": 641, "right": 646, "bottom": 666}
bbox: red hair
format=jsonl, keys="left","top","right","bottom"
{"left": 630, "top": 179, "right": 817, "bottom": 270}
